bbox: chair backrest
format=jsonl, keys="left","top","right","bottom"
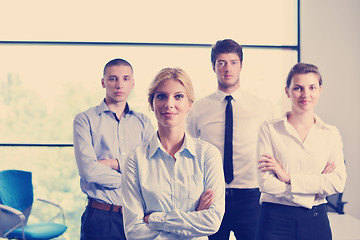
{"left": 327, "top": 192, "right": 347, "bottom": 214}
{"left": 0, "top": 170, "right": 34, "bottom": 238}
{"left": 0, "top": 170, "right": 34, "bottom": 211}
{"left": 0, "top": 206, "right": 32, "bottom": 238}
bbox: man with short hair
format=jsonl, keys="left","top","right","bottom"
{"left": 187, "top": 39, "right": 272, "bottom": 239}
{"left": 73, "top": 58, "right": 155, "bottom": 240}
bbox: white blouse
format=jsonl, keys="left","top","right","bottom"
{"left": 122, "top": 133, "right": 225, "bottom": 239}
{"left": 257, "top": 113, "right": 347, "bottom": 209}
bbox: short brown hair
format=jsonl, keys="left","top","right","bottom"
{"left": 211, "top": 39, "right": 243, "bottom": 68}
{"left": 286, "top": 63, "right": 322, "bottom": 88}
{"left": 103, "top": 58, "right": 133, "bottom": 76}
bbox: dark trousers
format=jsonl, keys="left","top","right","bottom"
{"left": 256, "top": 202, "right": 332, "bottom": 240}
{"left": 80, "top": 206, "right": 126, "bottom": 240}
{"left": 209, "top": 188, "right": 261, "bottom": 240}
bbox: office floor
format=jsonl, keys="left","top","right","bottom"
{"left": 329, "top": 212, "right": 360, "bottom": 240}
{"left": 229, "top": 213, "right": 360, "bottom": 240}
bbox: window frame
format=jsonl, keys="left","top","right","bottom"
{"left": 0, "top": 0, "right": 301, "bottom": 146}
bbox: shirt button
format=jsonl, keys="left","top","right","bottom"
{"left": 122, "top": 152, "right": 126, "bottom": 156}
{"left": 313, "top": 212, "right": 318, "bottom": 217}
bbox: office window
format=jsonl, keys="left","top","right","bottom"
{"left": 0, "top": 1, "right": 298, "bottom": 238}
{"left": 1, "top": 0, "right": 297, "bottom": 45}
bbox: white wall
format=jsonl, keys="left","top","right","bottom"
{"left": 301, "top": 0, "right": 360, "bottom": 218}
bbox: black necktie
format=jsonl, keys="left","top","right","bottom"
{"left": 224, "top": 95, "right": 234, "bottom": 184}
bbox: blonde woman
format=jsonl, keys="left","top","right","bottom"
{"left": 122, "top": 68, "right": 225, "bottom": 239}
{"left": 256, "top": 63, "right": 347, "bottom": 240}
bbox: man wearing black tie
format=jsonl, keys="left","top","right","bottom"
{"left": 186, "top": 39, "right": 272, "bottom": 240}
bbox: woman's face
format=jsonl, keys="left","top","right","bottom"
{"left": 285, "top": 73, "right": 322, "bottom": 114}
{"left": 153, "top": 78, "right": 192, "bottom": 130}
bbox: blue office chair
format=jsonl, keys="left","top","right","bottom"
{"left": 327, "top": 192, "right": 347, "bottom": 214}
{"left": 0, "top": 169, "right": 67, "bottom": 240}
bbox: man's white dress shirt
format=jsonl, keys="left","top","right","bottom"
{"left": 186, "top": 88, "right": 272, "bottom": 188}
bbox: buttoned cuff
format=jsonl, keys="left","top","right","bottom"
{"left": 148, "top": 212, "right": 166, "bottom": 231}
{"left": 291, "top": 174, "right": 320, "bottom": 194}
{"left": 291, "top": 193, "right": 315, "bottom": 209}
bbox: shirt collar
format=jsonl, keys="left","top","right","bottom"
{"left": 180, "top": 132, "right": 196, "bottom": 157}
{"left": 148, "top": 132, "right": 196, "bottom": 159}
{"left": 215, "top": 87, "right": 243, "bottom": 102}
{"left": 313, "top": 114, "right": 329, "bottom": 129}
{"left": 96, "top": 99, "right": 132, "bottom": 116}
{"left": 278, "top": 112, "right": 330, "bottom": 130}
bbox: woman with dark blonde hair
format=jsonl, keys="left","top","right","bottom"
{"left": 122, "top": 67, "right": 225, "bottom": 239}
{"left": 256, "top": 63, "right": 347, "bottom": 240}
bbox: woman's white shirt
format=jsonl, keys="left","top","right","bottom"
{"left": 257, "top": 113, "right": 347, "bottom": 209}
{"left": 122, "top": 132, "right": 225, "bottom": 239}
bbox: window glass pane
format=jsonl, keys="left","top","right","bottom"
{"left": 0, "top": 45, "right": 296, "bottom": 143}
{"left": 241, "top": 48, "right": 297, "bottom": 115}
{"left": 1, "top": 0, "right": 297, "bottom": 45}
